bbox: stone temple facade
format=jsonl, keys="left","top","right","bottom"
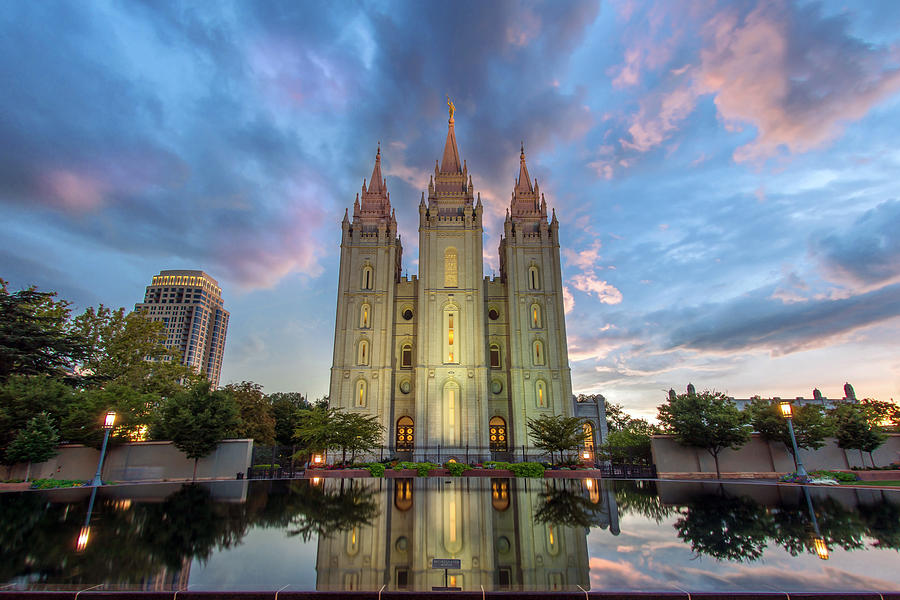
{"left": 329, "top": 109, "right": 587, "bottom": 460}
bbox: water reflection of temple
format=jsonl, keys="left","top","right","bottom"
{"left": 315, "top": 477, "right": 619, "bottom": 591}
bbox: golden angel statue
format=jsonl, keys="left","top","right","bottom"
{"left": 447, "top": 95, "right": 455, "bottom": 120}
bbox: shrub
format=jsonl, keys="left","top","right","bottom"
{"left": 394, "top": 461, "right": 440, "bottom": 477}
{"left": 445, "top": 462, "right": 472, "bottom": 477}
{"left": 364, "top": 463, "right": 386, "bottom": 477}
{"left": 30, "top": 479, "right": 88, "bottom": 489}
{"left": 252, "top": 464, "right": 281, "bottom": 469}
{"left": 509, "top": 462, "right": 545, "bottom": 478}
{"left": 810, "top": 470, "right": 859, "bottom": 483}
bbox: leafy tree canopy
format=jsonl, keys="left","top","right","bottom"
{"left": 4, "top": 413, "right": 59, "bottom": 480}
{"left": 0, "top": 280, "right": 86, "bottom": 381}
{"left": 269, "top": 392, "right": 309, "bottom": 447}
{"left": 832, "top": 403, "right": 887, "bottom": 467}
{"left": 526, "top": 414, "right": 586, "bottom": 465}
{"left": 748, "top": 399, "right": 833, "bottom": 457}
{"left": 224, "top": 381, "right": 275, "bottom": 445}
{"left": 658, "top": 389, "right": 751, "bottom": 478}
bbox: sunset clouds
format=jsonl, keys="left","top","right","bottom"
{"left": 1, "top": 0, "right": 899, "bottom": 410}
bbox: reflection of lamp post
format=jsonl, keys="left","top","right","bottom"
{"left": 801, "top": 485, "right": 829, "bottom": 560}
{"left": 90, "top": 411, "right": 116, "bottom": 487}
{"left": 75, "top": 485, "right": 99, "bottom": 552}
{"left": 779, "top": 402, "right": 808, "bottom": 481}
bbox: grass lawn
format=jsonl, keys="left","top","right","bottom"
{"left": 841, "top": 480, "right": 900, "bottom": 487}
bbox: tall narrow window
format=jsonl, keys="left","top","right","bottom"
{"left": 396, "top": 416, "right": 414, "bottom": 452}
{"left": 444, "top": 247, "right": 458, "bottom": 288}
{"left": 533, "top": 340, "right": 545, "bottom": 366}
{"left": 355, "top": 379, "right": 367, "bottom": 407}
{"left": 489, "top": 416, "right": 507, "bottom": 452}
{"left": 444, "top": 307, "right": 458, "bottom": 363}
{"left": 360, "top": 303, "right": 370, "bottom": 328}
{"left": 536, "top": 380, "right": 547, "bottom": 407}
{"left": 583, "top": 422, "right": 594, "bottom": 450}
{"left": 443, "top": 381, "right": 459, "bottom": 443}
{"left": 489, "top": 344, "right": 501, "bottom": 368}
{"left": 358, "top": 340, "right": 369, "bottom": 365}
{"left": 531, "top": 303, "right": 542, "bottom": 328}
{"left": 401, "top": 343, "right": 412, "bottom": 368}
{"left": 362, "top": 265, "right": 374, "bottom": 290}
{"left": 528, "top": 265, "right": 540, "bottom": 290}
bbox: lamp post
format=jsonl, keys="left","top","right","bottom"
{"left": 75, "top": 485, "right": 99, "bottom": 552}
{"left": 779, "top": 402, "right": 808, "bottom": 482}
{"left": 802, "top": 486, "right": 829, "bottom": 560}
{"left": 90, "top": 411, "right": 116, "bottom": 487}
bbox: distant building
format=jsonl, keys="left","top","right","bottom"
{"left": 135, "top": 269, "right": 229, "bottom": 387}
{"left": 674, "top": 382, "right": 859, "bottom": 412}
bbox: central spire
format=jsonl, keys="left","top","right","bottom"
{"left": 440, "top": 96, "right": 462, "bottom": 174}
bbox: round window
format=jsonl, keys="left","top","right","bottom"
{"left": 488, "top": 308, "right": 499, "bottom": 320}
{"left": 402, "top": 309, "right": 414, "bottom": 320}
{"left": 491, "top": 380, "right": 503, "bottom": 394}
{"left": 400, "top": 380, "right": 411, "bottom": 394}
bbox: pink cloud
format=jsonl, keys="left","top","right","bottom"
{"left": 40, "top": 168, "right": 108, "bottom": 212}
{"left": 570, "top": 272, "right": 623, "bottom": 304}
{"left": 588, "top": 557, "right": 663, "bottom": 589}
{"left": 563, "top": 285, "right": 575, "bottom": 314}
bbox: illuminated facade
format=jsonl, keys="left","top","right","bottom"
{"left": 135, "top": 269, "right": 229, "bottom": 387}
{"left": 329, "top": 109, "right": 578, "bottom": 458}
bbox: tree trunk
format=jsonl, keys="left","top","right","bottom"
{"left": 192, "top": 458, "right": 199, "bottom": 481}
{"left": 869, "top": 451, "right": 877, "bottom": 468}
{"left": 712, "top": 451, "right": 721, "bottom": 480}
{"left": 24, "top": 462, "right": 31, "bottom": 483}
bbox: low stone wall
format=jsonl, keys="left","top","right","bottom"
{"left": 652, "top": 433, "right": 900, "bottom": 478}
{"left": 7, "top": 439, "right": 253, "bottom": 482}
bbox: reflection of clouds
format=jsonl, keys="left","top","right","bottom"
{"left": 587, "top": 507, "right": 900, "bottom": 592}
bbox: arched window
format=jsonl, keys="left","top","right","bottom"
{"left": 489, "top": 416, "right": 507, "bottom": 452}
{"left": 400, "top": 343, "right": 412, "bottom": 368}
{"left": 491, "top": 478, "right": 510, "bottom": 511}
{"left": 396, "top": 416, "right": 414, "bottom": 452}
{"left": 528, "top": 265, "right": 540, "bottom": 290}
{"left": 361, "top": 265, "right": 374, "bottom": 290}
{"left": 355, "top": 379, "right": 367, "bottom": 407}
{"left": 489, "top": 343, "right": 501, "bottom": 368}
{"left": 444, "top": 247, "right": 458, "bottom": 288}
{"left": 532, "top": 340, "right": 545, "bottom": 366}
{"left": 443, "top": 306, "right": 458, "bottom": 364}
{"left": 535, "top": 380, "right": 547, "bottom": 408}
{"left": 394, "top": 479, "right": 413, "bottom": 511}
{"left": 531, "top": 303, "right": 542, "bottom": 328}
{"left": 583, "top": 422, "right": 594, "bottom": 450}
{"left": 357, "top": 339, "right": 369, "bottom": 365}
{"left": 360, "top": 303, "right": 371, "bottom": 328}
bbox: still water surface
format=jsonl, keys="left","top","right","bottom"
{"left": 2, "top": 478, "right": 898, "bottom": 593}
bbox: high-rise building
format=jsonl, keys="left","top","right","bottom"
{"left": 135, "top": 269, "right": 229, "bottom": 387}
{"left": 329, "top": 107, "right": 594, "bottom": 460}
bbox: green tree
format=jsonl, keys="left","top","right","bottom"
{"left": 0, "top": 280, "right": 86, "bottom": 381}
{"left": 224, "top": 381, "right": 275, "bottom": 445}
{"left": 0, "top": 375, "right": 75, "bottom": 460}
{"left": 70, "top": 305, "right": 197, "bottom": 394}
{"left": 602, "top": 401, "right": 632, "bottom": 432}
{"left": 156, "top": 383, "right": 240, "bottom": 480}
{"left": 285, "top": 480, "right": 379, "bottom": 541}
{"left": 832, "top": 403, "right": 887, "bottom": 467}
{"left": 4, "top": 413, "right": 59, "bottom": 481}
{"left": 332, "top": 410, "right": 384, "bottom": 463}
{"left": 658, "top": 389, "right": 751, "bottom": 479}
{"left": 860, "top": 398, "right": 900, "bottom": 429}
{"left": 599, "top": 419, "right": 658, "bottom": 465}
{"left": 269, "top": 392, "right": 310, "bottom": 446}
{"left": 534, "top": 480, "right": 609, "bottom": 528}
{"left": 526, "top": 414, "right": 586, "bottom": 465}
{"left": 748, "top": 399, "right": 833, "bottom": 470}
{"left": 293, "top": 405, "right": 337, "bottom": 464}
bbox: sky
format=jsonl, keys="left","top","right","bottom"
{"left": 2, "top": 0, "right": 900, "bottom": 421}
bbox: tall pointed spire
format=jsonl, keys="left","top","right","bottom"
{"left": 440, "top": 97, "right": 462, "bottom": 173}
{"left": 368, "top": 142, "right": 384, "bottom": 194}
{"left": 516, "top": 142, "right": 533, "bottom": 194}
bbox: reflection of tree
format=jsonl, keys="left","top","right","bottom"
{"left": 285, "top": 481, "right": 379, "bottom": 541}
{"left": 534, "top": 481, "right": 607, "bottom": 529}
{"left": 140, "top": 484, "right": 248, "bottom": 569}
{"left": 613, "top": 480, "right": 675, "bottom": 523}
{"left": 0, "top": 492, "right": 67, "bottom": 582}
{"left": 857, "top": 497, "right": 900, "bottom": 551}
{"left": 674, "top": 493, "right": 771, "bottom": 562}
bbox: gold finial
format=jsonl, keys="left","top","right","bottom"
{"left": 447, "top": 95, "right": 455, "bottom": 121}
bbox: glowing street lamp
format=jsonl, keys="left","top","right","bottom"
{"left": 802, "top": 485, "right": 829, "bottom": 560}
{"left": 814, "top": 536, "right": 829, "bottom": 560}
{"left": 779, "top": 401, "right": 808, "bottom": 482}
{"left": 90, "top": 411, "right": 116, "bottom": 487}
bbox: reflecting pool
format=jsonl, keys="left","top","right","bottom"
{"left": 1, "top": 478, "right": 898, "bottom": 593}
